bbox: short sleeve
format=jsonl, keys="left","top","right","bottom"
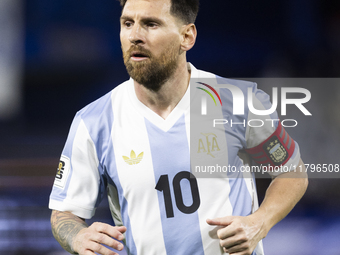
{"left": 49, "top": 112, "right": 102, "bottom": 219}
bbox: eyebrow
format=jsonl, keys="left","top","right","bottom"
{"left": 120, "top": 15, "right": 165, "bottom": 25}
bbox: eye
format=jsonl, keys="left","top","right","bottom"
{"left": 124, "top": 21, "right": 133, "bottom": 28}
{"left": 147, "top": 22, "right": 158, "bottom": 28}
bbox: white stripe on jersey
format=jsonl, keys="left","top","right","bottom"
{"left": 188, "top": 68, "right": 236, "bottom": 254}
{"left": 111, "top": 84, "right": 167, "bottom": 254}
{"left": 196, "top": 178, "right": 232, "bottom": 254}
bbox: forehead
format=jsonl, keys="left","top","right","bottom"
{"left": 122, "top": 0, "right": 172, "bottom": 18}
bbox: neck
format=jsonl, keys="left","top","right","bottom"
{"left": 134, "top": 60, "right": 191, "bottom": 120}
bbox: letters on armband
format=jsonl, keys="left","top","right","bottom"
{"left": 245, "top": 121, "right": 295, "bottom": 167}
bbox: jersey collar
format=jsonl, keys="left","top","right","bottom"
{"left": 127, "top": 63, "right": 198, "bottom": 132}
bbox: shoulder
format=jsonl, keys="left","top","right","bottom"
{"left": 68, "top": 80, "right": 130, "bottom": 145}
{"left": 192, "top": 64, "right": 257, "bottom": 92}
{"left": 76, "top": 80, "right": 129, "bottom": 123}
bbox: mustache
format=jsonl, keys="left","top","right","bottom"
{"left": 126, "top": 45, "right": 152, "bottom": 58}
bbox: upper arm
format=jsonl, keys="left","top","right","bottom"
{"left": 49, "top": 113, "right": 103, "bottom": 219}
{"left": 51, "top": 209, "right": 86, "bottom": 224}
{"left": 244, "top": 84, "right": 301, "bottom": 177}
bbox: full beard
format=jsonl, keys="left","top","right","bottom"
{"left": 123, "top": 44, "right": 180, "bottom": 92}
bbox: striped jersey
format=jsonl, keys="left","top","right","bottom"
{"left": 49, "top": 63, "right": 300, "bottom": 255}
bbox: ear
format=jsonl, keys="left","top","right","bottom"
{"left": 180, "top": 24, "right": 197, "bottom": 52}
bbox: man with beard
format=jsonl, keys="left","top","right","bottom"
{"left": 49, "top": 0, "right": 308, "bottom": 254}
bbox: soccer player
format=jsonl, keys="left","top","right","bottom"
{"left": 49, "top": 0, "right": 308, "bottom": 254}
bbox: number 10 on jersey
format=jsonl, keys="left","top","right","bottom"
{"left": 155, "top": 171, "right": 201, "bottom": 218}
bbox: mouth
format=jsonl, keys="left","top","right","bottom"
{"left": 130, "top": 51, "right": 149, "bottom": 61}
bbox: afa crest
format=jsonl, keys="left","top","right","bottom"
{"left": 263, "top": 136, "right": 288, "bottom": 166}
{"left": 197, "top": 133, "right": 220, "bottom": 158}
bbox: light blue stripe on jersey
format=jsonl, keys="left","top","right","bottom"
{"left": 145, "top": 115, "right": 204, "bottom": 255}
{"left": 218, "top": 79, "right": 254, "bottom": 254}
{"left": 217, "top": 78, "right": 267, "bottom": 255}
{"left": 81, "top": 91, "right": 113, "bottom": 165}
{"left": 218, "top": 82, "right": 253, "bottom": 216}
{"left": 81, "top": 91, "right": 114, "bottom": 207}
{"left": 50, "top": 110, "right": 82, "bottom": 202}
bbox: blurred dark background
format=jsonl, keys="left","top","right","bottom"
{"left": 0, "top": 0, "right": 340, "bottom": 254}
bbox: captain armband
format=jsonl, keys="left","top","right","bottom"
{"left": 245, "top": 121, "right": 295, "bottom": 167}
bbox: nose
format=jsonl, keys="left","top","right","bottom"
{"left": 129, "top": 24, "right": 144, "bottom": 45}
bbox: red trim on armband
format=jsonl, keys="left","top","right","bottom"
{"left": 245, "top": 121, "right": 295, "bottom": 167}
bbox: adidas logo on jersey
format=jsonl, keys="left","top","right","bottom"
{"left": 123, "top": 150, "right": 144, "bottom": 165}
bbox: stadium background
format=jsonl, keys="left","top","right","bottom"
{"left": 0, "top": 0, "right": 340, "bottom": 254}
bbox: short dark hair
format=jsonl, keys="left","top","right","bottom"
{"left": 118, "top": 0, "right": 199, "bottom": 24}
